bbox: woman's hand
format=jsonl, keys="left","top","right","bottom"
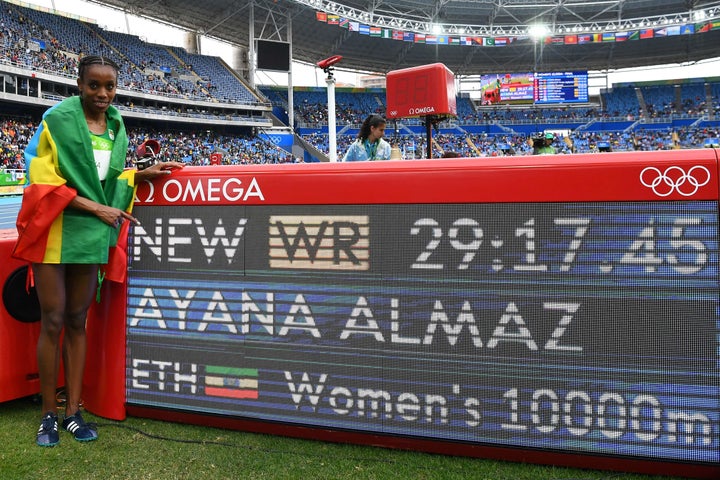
{"left": 134, "top": 161, "right": 185, "bottom": 182}
{"left": 69, "top": 196, "right": 139, "bottom": 227}
{"left": 96, "top": 204, "right": 140, "bottom": 227}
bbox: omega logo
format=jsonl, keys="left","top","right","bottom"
{"left": 136, "top": 177, "right": 265, "bottom": 204}
{"left": 409, "top": 106, "right": 436, "bottom": 115}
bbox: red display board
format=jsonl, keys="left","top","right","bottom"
{"left": 83, "top": 272, "right": 127, "bottom": 420}
{"left": 386, "top": 63, "right": 457, "bottom": 118}
{"left": 82, "top": 150, "right": 720, "bottom": 479}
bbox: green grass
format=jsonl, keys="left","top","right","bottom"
{"left": 0, "top": 395, "right": 692, "bottom": 480}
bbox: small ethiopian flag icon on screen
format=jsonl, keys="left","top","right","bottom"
{"left": 204, "top": 366, "right": 259, "bottom": 399}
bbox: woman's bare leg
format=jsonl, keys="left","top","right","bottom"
{"left": 33, "top": 263, "right": 66, "bottom": 416}
{"left": 33, "top": 263, "right": 98, "bottom": 417}
{"left": 61, "top": 264, "right": 99, "bottom": 417}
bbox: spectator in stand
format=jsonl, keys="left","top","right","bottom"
{"left": 342, "top": 114, "right": 392, "bottom": 162}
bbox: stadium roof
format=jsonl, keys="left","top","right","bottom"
{"left": 91, "top": 0, "right": 720, "bottom": 76}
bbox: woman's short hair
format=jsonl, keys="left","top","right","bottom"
{"left": 78, "top": 55, "right": 120, "bottom": 79}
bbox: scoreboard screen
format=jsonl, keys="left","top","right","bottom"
{"left": 127, "top": 201, "right": 718, "bottom": 465}
{"left": 534, "top": 71, "right": 589, "bottom": 104}
{"left": 110, "top": 151, "right": 720, "bottom": 478}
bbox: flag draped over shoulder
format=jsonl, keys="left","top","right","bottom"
{"left": 12, "top": 96, "right": 135, "bottom": 270}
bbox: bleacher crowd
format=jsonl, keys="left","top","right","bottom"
{"left": 1, "top": 3, "right": 258, "bottom": 104}
{"left": 0, "top": 117, "right": 33, "bottom": 170}
{"left": 283, "top": 83, "right": 720, "bottom": 127}
{"left": 4, "top": 115, "right": 719, "bottom": 169}
{"left": 1, "top": 117, "right": 297, "bottom": 168}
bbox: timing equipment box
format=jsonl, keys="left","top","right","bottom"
{"left": 0, "top": 229, "right": 44, "bottom": 403}
{"left": 386, "top": 63, "right": 457, "bottom": 118}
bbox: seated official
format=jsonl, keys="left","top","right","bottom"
{"left": 342, "top": 114, "right": 392, "bottom": 161}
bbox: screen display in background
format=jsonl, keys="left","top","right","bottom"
{"left": 479, "top": 72, "right": 535, "bottom": 104}
{"left": 256, "top": 39, "right": 290, "bottom": 72}
{"left": 534, "top": 71, "right": 589, "bottom": 104}
{"left": 479, "top": 71, "right": 589, "bottom": 104}
{"left": 126, "top": 202, "right": 718, "bottom": 464}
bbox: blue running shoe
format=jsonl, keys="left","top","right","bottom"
{"left": 62, "top": 411, "right": 98, "bottom": 442}
{"left": 36, "top": 412, "right": 59, "bottom": 447}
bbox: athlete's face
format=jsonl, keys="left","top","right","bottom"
{"left": 77, "top": 64, "right": 117, "bottom": 115}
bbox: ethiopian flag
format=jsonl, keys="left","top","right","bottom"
{"left": 13, "top": 96, "right": 135, "bottom": 266}
{"left": 205, "top": 366, "right": 259, "bottom": 399}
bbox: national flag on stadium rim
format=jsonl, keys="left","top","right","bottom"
{"left": 437, "top": 35, "right": 449, "bottom": 44}
{"left": 654, "top": 27, "right": 668, "bottom": 37}
{"left": 403, "top": 32, "right": 414, "bottom": 42}
{"left": 349, "top": 21, "right": 359, "bottom": 32}
{"left": 359, "top": 24, "right": 371, "bottom": 35}
{"left": 564, "top": 34, "right": 578, "bottom": 44}
{"left": 614, "top": 31, "right": 629, "bottom": 42}
{"left": 426, "top": 35, "right": 437, "bottom": 44}
{"left": 665, "top": 25, "right": 681, "bottom": 36}
{"left": 415, "top": 33, "right": 426, "bottom": 43}
{"left": 370, "top": 26, "right": 381, "bottom": 37}
{"left": 393, "top": 30, "right": 404, "bottom": 40}
{"left": 627, "top": 30, "right": 639, "bottom": 40}
{"left": 460, "top": 36, "right": 473, "bottom": 45}
{"left": 204, "top": 366, "right": 259, "bottom": 400}
{"left": 696, "top": 22, "right": 711, "bottom": 33}
{"left": 592, "top": 33, "right": 603, "bottom": 42}
{"left": 382, "top": 28, "right": 392, "bottom": 39}
{"left": 483, "top": 37, "right": 494, "bottom": 46}
{"left": 680, "top": 25, "right": 695, "bottom": 35}
{"left": 327, "top": 14, "right": 339, "bottom": 25}
{"left": 494, "top": 37, "right": 508, "bottom": 46}
{"left": 640, "top": 28, "right": 654, "bottom": 39}
{"left": 315, "top": 11, "right": 327, "bottom": 22}
{"left": 602, "top": 32, "right": 615, "bottom": 42}
{"left": 339, "top": 18, "right": 349, "bottom": 28}
{"left": 578, "top": 34, "right": 593, "bottom": 44}
{"left": 449, "top": 36, "right": 460, "bottom": 45}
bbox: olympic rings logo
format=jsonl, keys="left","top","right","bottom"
{"left": 639, "top": 165, "right": 711, "bottom": 197}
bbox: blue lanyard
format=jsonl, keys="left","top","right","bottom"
{"left": 364, "top": 140, "right": 378, "bottom": 160}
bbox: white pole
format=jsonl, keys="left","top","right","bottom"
{"left": 327, "top": 72, "right": 337, "bottom": 162}
{"left": 287, "top": 11, "right": 294, "bottom": 131}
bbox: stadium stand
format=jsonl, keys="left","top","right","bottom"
{"left": 1, "top": 1, "right": 719, "bottom": 166}
{"left": 168, "top": 46, "right": 261, "bottom": 105}
{"left": 0, "top": 115, "right": 297, "bottom": 166}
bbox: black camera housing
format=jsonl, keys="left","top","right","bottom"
{"left": 135, "top": 157, "right": 156, "bottom": 171}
